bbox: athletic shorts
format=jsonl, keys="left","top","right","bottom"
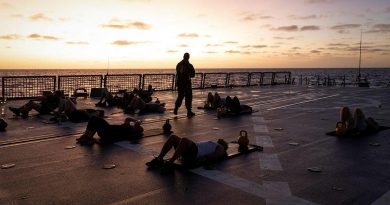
{"left": 181, "top": 141, "right": 198, "bottom": 166}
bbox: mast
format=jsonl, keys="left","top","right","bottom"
{"left": 358, "top": 31, "right": 362, "bottom": 79}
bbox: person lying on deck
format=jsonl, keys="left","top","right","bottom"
{"left": 203, "top": 92, "right": 224, "bottom": 109}
{"left": 134, "top": 84, "right": 154, "bottom": 103}
{"left": 146, "top": 135, "right": 228, "bottom": 172}
{"left": 124, "top": 94, "right": 166, "bottom": 114}
{"left": 217, "top": 96, "right": 252, "bottom": 118}
{"left": 95, "top": 89, "right": 128, "bottom": 108}
{"left": 337, "top": 106, "right": 379, "bottom": 136}
{"left": 76, "top": 116, "right": 144, "bottom": 145}
{"left": 54, "top": 98, "right": 104, "bottom": 122}
{"left": 9, "top": 91, "right": 63, "bottom": 118}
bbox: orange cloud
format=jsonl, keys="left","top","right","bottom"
{"left": 0, "top": 34, "right": 22, "bottom": 40}
{"left": 367, "top": 24, "right": 390, "bottom": 33}
{"left": 28, "top": 33, "right": 59, "bottom": 40}
{"left": 225, "top": 50, "right": 240, "bottom": 54}
{"left": 112, "top": 40, "right": 143, "bottom": 46}
{"left": 167, "top": 50, "right": 178, "bottom": 53}
{"left": 10, "top": 14, "right": 23, "bottom": 18}
{"left": 101, "top": 19, "right": 151, "bottom": 30}
{"left": 300, "top": 25, "right": 320, "bottom": 31}
{"left": 271, "top": 25, "right": 298, "bottom": 32}
{"left": 274, "top": 37, "right": 295, "bottom": 40}
{"left": 330, "top": 24, "right": 360, "bottom": 33}
{"left": 289, "top": 15, "right": 326, "bottom": 20}
{"left": 206, "top": 44, "right": 223, "bottom": 47}
{"left": 30, "top": 13, "right": 53, "bottom": 21}
{"left": 178, "top": 44, "right": 189, "bottom": 47}
{"left": 240, "top": 45, "right": 267, "bottom": 49}
{"left": 311, "top": 50, "right": 321, "bottom": 53}
{"left": 66, "top": 41, "right": 89, "bottom": 45}
{"left": 177, "top": 33, "right": 199, "bottom": 38}
{"left": 224, "top": 41, "right": 238, "bottom": 44}
{"left": 241, "top": 13, "right": 273, "bottom": 21}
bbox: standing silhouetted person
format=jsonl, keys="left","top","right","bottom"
{"left": 174, "top": 53, "right": 195, "bottom": 118}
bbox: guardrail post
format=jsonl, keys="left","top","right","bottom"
{"left": 1, "top": 77, "right": 4, "bottom": 100}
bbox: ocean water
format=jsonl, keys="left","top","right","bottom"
{"left": 0, "top": 67, "right": 389, "bottom": 87}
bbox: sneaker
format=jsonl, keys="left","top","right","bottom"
{"left": 21, "top": 111, "right": 29, "bottom": 119}
{"left": 187, "top": 111, "right": 195, "bottom": 118}
{"left": 76, "top": 134, "right": 89, "bottom": 142}
{"left": 9, "top": 107, "right": 20, "bottom": 116}
{"left": 173, "top": 107, "right": 178, "bottom": 115}
{"left": 145, "top": 158, "right": 164, "bottom": 168}
{"left": 80, "top": 138, "right": 96, "bottom": 146}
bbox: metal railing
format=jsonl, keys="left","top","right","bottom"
{"left": 2, "top": 76, "right": 56, "bottom": 99}
{"left": 0, "top": 71, "right": 294, "bottom": 99}
{"left": 105, "top": 74, "right": 142, "bottom": 93}
{"left": 58, "top": 75, "right": 103, "bottom": 97}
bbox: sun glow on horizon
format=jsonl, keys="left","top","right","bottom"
{"left": 0, "top": 0, "right": 389, "bottom": 69}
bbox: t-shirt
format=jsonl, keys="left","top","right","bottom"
{"left": 195, "top": 141, "right": 219, "bottom": 160}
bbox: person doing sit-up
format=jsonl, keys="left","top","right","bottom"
{"left": 146, "top": 135, "right": 228, "bottom": 172}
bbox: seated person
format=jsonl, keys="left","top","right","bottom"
{"left": 135, "top": 84, "right": 154, "bottom": 103}
{"left": 9, "top": 91, "right": 63, "bottom": 118}
{"left": 337, "top": 107, "right": 379, "bottom": 136}
{"left": 124, "top": 94, "right": 165, "bottom": 114}
{"left": 54, "top": 98, "right": 104, "bottom": 122}
{"left": 204, "top": 92, "right": 224, "bottom": 109}
{"left": 217, "top": 96, "right": 252, "bottom": 118}
{"left": 95, "top": 89, "right": 124, "bottom": 107}
{"left": 76, "top": 116, "right": 144, "bottom": 145}
{"left": 146, "top": 135, "right": 228, "bottom": 171}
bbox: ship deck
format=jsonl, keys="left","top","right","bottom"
{"left": 1, "top": 85, "right": 390, "bottom": 205}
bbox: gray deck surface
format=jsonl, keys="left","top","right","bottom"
{"left": 1, "top": 86, "right": 390, "bottom": 205}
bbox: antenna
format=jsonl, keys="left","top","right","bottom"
{"left": 358, "top": 30, "right": 362, "bottom": 79}
{"left": 107, "top": 56, "right": 110, "bottom": 75}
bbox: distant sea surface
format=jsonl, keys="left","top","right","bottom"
{"left": 0, "top": 68, "right": 389, "bottom": 86}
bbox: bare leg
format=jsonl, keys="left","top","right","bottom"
{"left": 353, "top": 108, "right": 367, "bottom": 131}
{"left": 20, "top": 101, "right": 42, "bottom": 113}
{"left": 64, "top": 99, "right": 77, "bottom": 115}
{"left": 168, "top": 137, "right": 194, "bottom": 163}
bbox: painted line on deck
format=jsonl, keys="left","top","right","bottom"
{"left": 192, "top": 168, "right": 315, "bottom": 205}
{"left": 253, "top": 125, "right": 269, "bottom": 133}
{"left": 115, "top": 140, "right": 314, "bottom": 204}
{"left": 252, "top": 116, "right": 282, "bottom": 171}
{"left": 258, "top": 154, "right": 283, "bottom": 171}
{"left": 371, "top": 190, "right": 390, "bottom": 205}
{"left": 255, "top": 135, "right": 274, "bottom": 148}
{"left": 266, "top": 94, "right": 339, "bottom": 111}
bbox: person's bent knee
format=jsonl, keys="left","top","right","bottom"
{"left": 168, "top": 134, "right": 181, "bottom": 142}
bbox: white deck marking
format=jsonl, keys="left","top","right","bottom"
{"left": 192, "top": 168, "right": 315, "bottom": 205}
{"left": 255, "top": 135, "right": 274, "bottom": 147}
{"left": 254, "top": 125, "right": 269, "bottom": 133}
{"left": 258, "top": 153, "right": 283, "bottom": 171}
{"left": 371, "top": 190, "right": 390, "bottom": 205}
{"left": 114, "top": 114, "right": 305, "bottom": 203}
{"left": 266, "top": 94, "right": 339, "bottom": 111}
{"left": 252, "top": 116, "right": 266, "bottom": 123}
{"left": 263, "top": 181, "right": 291, "bottom": 196}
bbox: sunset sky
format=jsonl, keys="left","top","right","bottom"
{"left": 0, "top": 0, "right": 389, "bottom": 69}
